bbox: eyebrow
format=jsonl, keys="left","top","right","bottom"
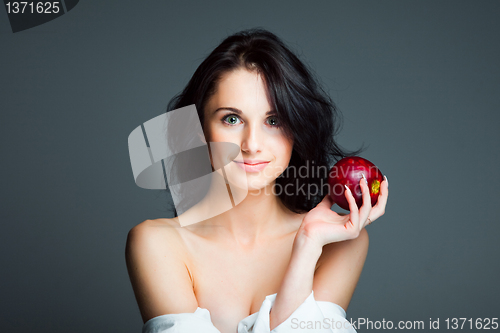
{"left": 213, "top": 107, "right": 277, "bottom": 116}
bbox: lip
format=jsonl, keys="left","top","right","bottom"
{"left": 233, "top": 160, "right": 270, "bottom": 172}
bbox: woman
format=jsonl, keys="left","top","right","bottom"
{"left": 126, "top": 28, "right": 389, "bottom": 333}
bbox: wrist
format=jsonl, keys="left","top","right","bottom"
{"left": 293, "top": 230, "right": 323, "bottom": 261}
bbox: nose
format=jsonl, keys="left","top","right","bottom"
{"left": 240, "top": 123, "right": 262, "bottom": 155}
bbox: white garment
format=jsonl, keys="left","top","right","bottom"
{"left": 142, "top": 291, "right": 357, "bottom": 333}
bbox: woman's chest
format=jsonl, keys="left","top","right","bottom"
{"left": 187, "top": 240, "right": 294, "bottom": 330}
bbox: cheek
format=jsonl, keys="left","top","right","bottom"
{"left": 209, "top": 130, "right": 236, "bottom": 145}
{"left": 271, "top": 135, "right": 293, "bottom": 163}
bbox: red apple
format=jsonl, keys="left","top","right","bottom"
{"left": 328, "top": 156, "right": 384, "bottom": 211}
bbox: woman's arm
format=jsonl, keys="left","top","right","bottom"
{"left": 125, "top": 219, "right": 198, "bottom": 323}
{"left": 313, "top": 228, "right": 369, "bottom": 311}
{"left": 269, "top": 229, "right": 369, "bottom": 330}
{"left": 270, "top": 175, "right": 387, "bottom": 330}
{"left": 269, "top": 232, "right": 322, "bottom": 330}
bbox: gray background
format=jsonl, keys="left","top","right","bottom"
{"left": 1, "top": 1, "right": 499, "bottom": 332}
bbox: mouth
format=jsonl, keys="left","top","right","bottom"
{"left": 233, "top": 160, "right": 270, "bottom": 165}
{"left": 233, "top": 160, "right": 270, "bottom": 172}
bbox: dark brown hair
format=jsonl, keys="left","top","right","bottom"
{"left": 166, "top": 27, "right": 364, "bottom": 214}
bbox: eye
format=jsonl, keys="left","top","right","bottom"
{"left": 222, "top": 114, "right": 241, "bottom": 126}
{"left": 266, "top": 116, "right": 279, "bottom": 127}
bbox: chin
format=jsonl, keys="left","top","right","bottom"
{"left": 225, "top": 174, "right": 274, "bottom": 192}
{"left": 245, "top": 177, "right": 277, "bottom": 193}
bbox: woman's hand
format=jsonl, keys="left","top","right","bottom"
{"left": 297, "top": 174, "right": 389, "bottom": 248}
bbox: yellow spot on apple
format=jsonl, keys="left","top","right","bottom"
{"left": 371, "top": 179, "right": 381, "bottom": 194}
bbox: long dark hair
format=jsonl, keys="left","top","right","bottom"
{"left": 166, "top": 27, "right": 364, "bottom": 215}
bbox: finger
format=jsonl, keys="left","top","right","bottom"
{"left": 370, "top": 175, "right": 389, "bottom": 220}
{"left": 359, "top": 173, "right": 373, "bottom": 228}
{"left": 344, "top": 184, "right": 359, "bottom": 230}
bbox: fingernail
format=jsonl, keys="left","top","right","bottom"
{"left": 384, "top": 175, "right": 389, "bottom": 188}
{"left": 361, "top": 173, "right": 368, "bottom": 184}
{"left": 344, "top": 184, "right": 351, "bottom": 192}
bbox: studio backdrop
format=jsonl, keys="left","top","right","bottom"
{"left": 1, "top": 1, "right": 499, "bottom": 332}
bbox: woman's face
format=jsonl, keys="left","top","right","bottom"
{"left": 203, "top": 68, "right": 293, "bottom": 192}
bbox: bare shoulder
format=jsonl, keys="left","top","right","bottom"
{"left": 313, "top": 228, "right": 369, "bottom": 311}
{"left": 125, "top": 218, "right": 197, "bottom": 323}
{"left": 126, "top": 218, "right": 188, "bottom": 264}
{"left": 128, "top": 218, "right": 185, "bottom": 246}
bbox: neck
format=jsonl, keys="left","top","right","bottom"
{"left": 177, "top": 174, "right": 302, "bottom": 248}
{"left": 217, "top": 182, "right": 286, "bottom": 246}
{"left": 207, "top": 181, "right": 293, "bottom": 248}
